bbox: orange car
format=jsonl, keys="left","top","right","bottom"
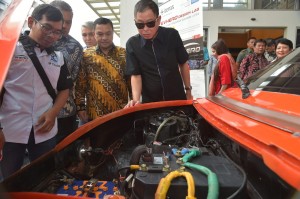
{"left": 1, "top": 1, "right": 300, "bottom": 199}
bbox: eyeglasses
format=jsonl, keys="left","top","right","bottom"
{"left": 135, "top": 18, "right": 158, "bottom": 29}
{"left": 34, "top": 18, "right": 63, "bottom": 39}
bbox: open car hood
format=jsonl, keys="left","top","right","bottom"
{"left": 1, "top": 1, "right": 300, "bottom": 198}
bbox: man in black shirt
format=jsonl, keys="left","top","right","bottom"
{"left": 125, "top": 0, "right": 192, "bottom": 107}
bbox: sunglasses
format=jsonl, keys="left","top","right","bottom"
{"left": 135, "top": 18, "right": 158, "bottom": 29}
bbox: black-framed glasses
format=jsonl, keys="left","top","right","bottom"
{"left": 34, "top": 18, "right": 63, "bottom": 39}
{"left": 135, "top": 18, "right": 158, "bottom": 29}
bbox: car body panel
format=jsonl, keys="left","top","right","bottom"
{"left": 1, "top": 0, "right": 300, "bottom": 198}
{"left": 194, "top": 95, "right": 300, "bottom": 190}
{"left": 55, "top": 100, "right": 193, "bottom": 151}
{"left": 222, "top": 89, "right": 300, "bottom": 116}
{"left": 0, "top": 0, "right": 33, "bottom": 89}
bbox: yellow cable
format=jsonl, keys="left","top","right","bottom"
{"left": 130, "top": 165, "right": 140, "bottom": 170}
{"left": 155, "top": 170, "right": 196, "bottom": 199}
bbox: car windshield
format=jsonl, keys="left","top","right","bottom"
{"left": 247, "top": 48, "right": 300, "bottom": 95}
{"left": 0, "top": 0, "right": 12, "bottom": 18}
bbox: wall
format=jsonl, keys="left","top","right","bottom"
{"left": 218, "top": 28, "right": 284, "bottom": 58}
{"left": 250, "top": 29, "right": 284, "bottom": 40}
{"left": 219, "top": 29, "right": 284, "bottom": 49}
{"left": 218, "top": 32, "right": 248, "bottom": 48}
{"left": 204, "top": 10, "right": 299, "bottom": 50}
{"left": 120, "top": 8, "right": 299, "bottom": 50}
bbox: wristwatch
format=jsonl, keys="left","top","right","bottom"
{"left": 185, "top": 86, "right": 192, "bottom": 90}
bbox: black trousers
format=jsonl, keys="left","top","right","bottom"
{"left": 56, "top": 114, "right": 78, "bottom": 143}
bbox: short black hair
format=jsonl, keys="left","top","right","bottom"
{"left": 247, "top": 37, "right": 256, "bottom": 42}
{"left": 134, "top": 0, "right": 159, "bottom": 18}
{"left": 254, "top": 39, "right": 267, "bottom": 46}
{"left": 276, "top": 38, "right": 293, "bottom": 49}
{"left": 50, "top": 0, "right": 73, "bottom": 12}
{"left": 93, "top": 17, "right": 114, "bottom": 30}
{"left": 265, "top": 38, "right": 276, "bottom": 47}
{"left": 31, "top": 4, "right": 63, "bottom": 22}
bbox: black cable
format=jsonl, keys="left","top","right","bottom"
{"left": 218, "top": 146, "right": 247, "bottom": 199}
{"left": 119, "top": 173, "right": 134, "bottom": 196}
{"left": 119, "top": 180, "right": 128, "bottom": 196}
{"left": 129, "top": 145, "right": 148, "bottom": 165}
{"left": 131, "top": 184, "right": 140, "bottom": 199}
{"left": 161, "top": 133, "right": 190, "bottom": 144}
{"left": 117, "top": 166, "right": 131, "bottom": 176}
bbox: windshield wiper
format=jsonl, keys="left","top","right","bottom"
{"left": 236, "top": 75, "right": 250, "bottom": 99}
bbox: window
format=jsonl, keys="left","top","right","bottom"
{"left": 296, "top": 28, "right": 300, "bottom": 48}
{"left": 202, "top": 0, "right": 298, "bottom": 10}
{"left": 0, "top": 0, "right": 11, "bottom": 18}
{"left": 203, "top": 0, "right": 248, "bottom": 10}
{"left": 247, "top": 50, "right": 300, "bottom": 95}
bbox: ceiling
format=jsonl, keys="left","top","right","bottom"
{"left": 83, "top": 0, "right": 166, "bottom": 38}
{"left": 83, "top": 0, "right": 121, "bottom": 37}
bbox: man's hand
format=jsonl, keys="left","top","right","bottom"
{"left": 78, "top": 111, "right": 89, "bottom": 123}
{"left": 124, "top": 100, "right": 140, "bottom": 108}
{"left": 0, "top": 130, "right": 4, "bottom": 148}
{"left": 186, "top": 90, "right": 193, "bottom": 100}
{"left": 36, "top": 109, "right": 56, "bottom": 133}
{"left": 0, "top": 129, "right": 4, "bottom": 160}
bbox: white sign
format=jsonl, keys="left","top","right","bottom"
{"left": 159, "top": 0, "right": 203, "bottom": 41}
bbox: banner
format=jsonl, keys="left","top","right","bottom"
{"left": 159, "top": 0, "right": 203, "bottom": 64}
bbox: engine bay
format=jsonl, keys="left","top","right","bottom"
{"left": 1, "top": 106, "right": 294, "bottom": 199}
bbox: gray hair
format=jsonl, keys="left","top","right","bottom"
{"left": 82, "top": 21, "right": 94, "bottom": 30}
{"left": 50, "top": 0, "right": 73, "bottom": 12}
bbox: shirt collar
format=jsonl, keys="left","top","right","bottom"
{"left": 140, "top": 26, "right": 163, "bottom": 47}
{"left": 253, "top": 52, "right": 264, "bottom": 57}
{"left": 23, "top": 34, "right": 54, "bottom": 54}
{"left": 59, "top": 34, "right": 69, "bottom": 42}
{"left": 55, "top": 34, "right": 69, "bottom": 46}
{"left": 95, "top": 43, "right": 116, "bottom": 54}
{"left": 247, "top": 48, "right": 253, "bottom": 53}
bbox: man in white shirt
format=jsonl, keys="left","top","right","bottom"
{"left": 0, "top": 4, "right": 72, "bottom": 179}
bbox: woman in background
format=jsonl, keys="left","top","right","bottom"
{"left": 208, "top": 39, "right": 237, "bottom": 96}
{"left": 274, "top": 38, "right": 293, "bottom": 61}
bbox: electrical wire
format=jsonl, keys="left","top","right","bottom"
{"left": 155, "top": 170, "right": 196, "bottom": 199}
{"left": 182, "top": 149, "right": 219, "bottom": 199}
{"left": 218, "top": 146, "right": 247, "bottom": 199}
{"left": 153, "top": 116, "right": 179, "bottom": 141}
{"left": 119, "top": 173, "right": 134, "bottom": 196}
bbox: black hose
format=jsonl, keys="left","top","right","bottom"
{"left": 119, "top": 173, "right": 133, "bottom": 196}
{"left": 121, "top": 145, "right": 148, "bottom": 197}
{"left": 218, "top": 147, "right": 247, "bottom": 199}
{"left": 118, "top": 166, "right": 131, "bottom": 175}
{"left": 129, "top": 145, "right": 148, "bottom": 165}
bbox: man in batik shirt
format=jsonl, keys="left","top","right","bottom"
{"left": 75, "top": 17, "right": 131, "bottom": 121}
{"left": 236, "top": 37, "right": 256, "bottom": 69}
{"left": 239, "top": 39, "right": 269, "bottom": 81}
{"left": 50, "top": 1, "right": 83, "bottom": 142}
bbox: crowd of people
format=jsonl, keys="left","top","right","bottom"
{"left": 207, "top": 37, "right": 293, "bottom": 96}
{"left": 0, "top": 0, "right": 295, "bottom": 179}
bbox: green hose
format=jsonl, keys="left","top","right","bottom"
{"left": 182, "top": 149, "right": 201, "bottom": 163}
{"left": 183, "top": 162, "right": 219, "bottom": 199}
{"left": 182, "top": 149, "right": 219, "bottom": 199}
